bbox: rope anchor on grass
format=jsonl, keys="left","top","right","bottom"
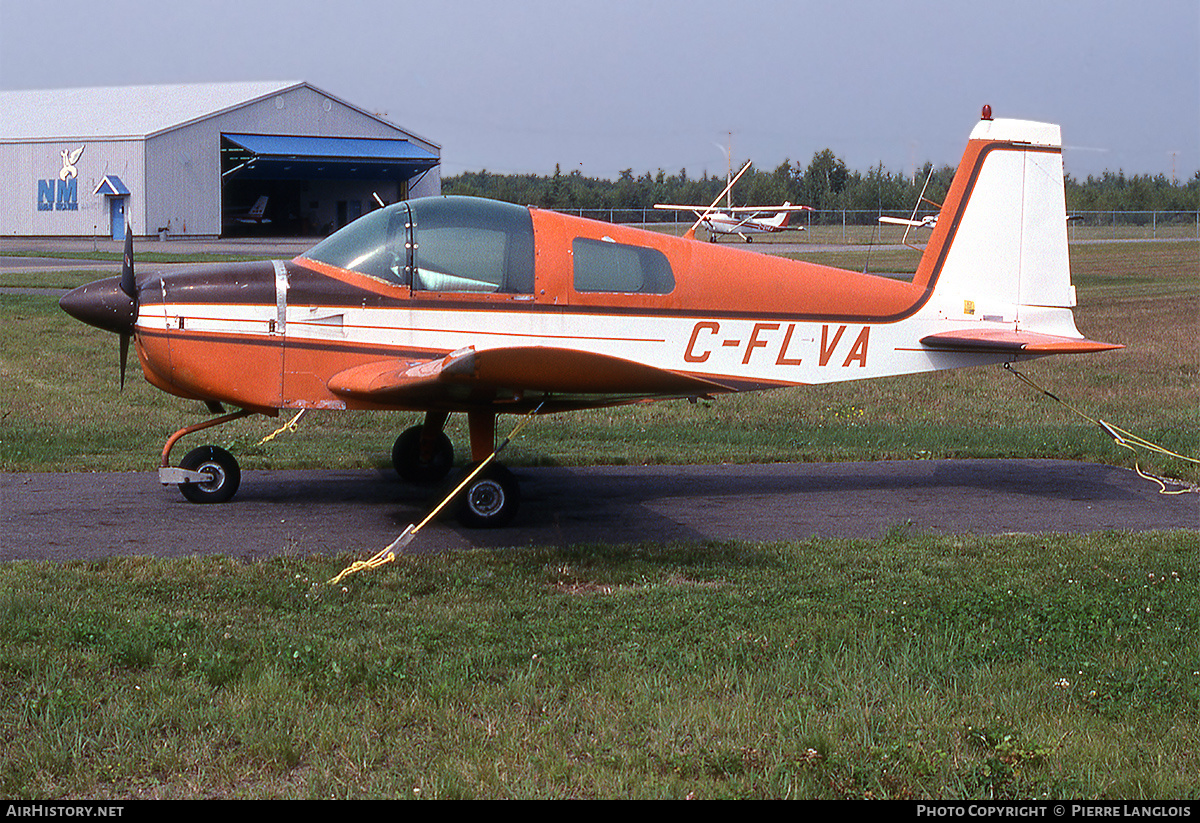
{"left": 1004, "top": 362, "right": 1198, "bottom": 495}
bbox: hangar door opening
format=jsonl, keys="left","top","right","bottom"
{"left": 220, "top": 133, "right": 440, "bottom": 237}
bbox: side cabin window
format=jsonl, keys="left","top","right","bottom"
{"left": 572, "top": 237, "right": 675, "bottom": 294}
{"left": 302, "top": 196, "right": 535, "bottom": 294}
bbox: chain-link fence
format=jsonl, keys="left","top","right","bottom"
{"left": 1064, "top": 211, "right": 1200, "bottom": 241}
{"left": 557, "top": 207, "right": 1200, "bottom": 242}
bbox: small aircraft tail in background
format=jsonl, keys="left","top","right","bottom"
{"left": 226, "top": 195, "right": 270, "bottom": 226}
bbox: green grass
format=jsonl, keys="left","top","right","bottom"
{"left": 1, "top": 533, "right": 1196, "bottom": 799}
{"left": 0, "top": 270, "right": 127, "bottom": 291}
{"left": 3, "top": 241, "right": 1197, "bottom": 799}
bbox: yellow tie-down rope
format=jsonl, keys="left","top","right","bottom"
{"left": 1004, "top": 363, "right": 1199, "bottom": 495}
{"left": 256, "top": 409, "right": 307, "bottom": 446}
{"left": 329, "top": 406, "right": 543, "bottom": 585}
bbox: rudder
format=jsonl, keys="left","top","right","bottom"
{"left": 918, "top": 114, "right": 1080, "bottom": 337}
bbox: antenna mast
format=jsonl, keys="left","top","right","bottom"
{"left": 726, "top": 132, "right": 733, "bottom": 209}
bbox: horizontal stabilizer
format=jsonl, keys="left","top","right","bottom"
{"left": 920, "top": 329, "right": 1122, "bottom": 354}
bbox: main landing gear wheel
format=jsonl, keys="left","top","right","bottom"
{"left": 177, "top": 445, "right": 241, "bottom": 504}
{"left": 392, "top": 425, "right": 455, "bottom": 483}
{"left": 455, "top": 463, "right": 520, "bottom": 529}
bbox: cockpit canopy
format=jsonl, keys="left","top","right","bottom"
{"left": 304, "top": 195, "right": 536, "bottom": 294}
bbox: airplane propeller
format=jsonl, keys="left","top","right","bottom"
{"left": 58, "top": 221, "right": 139, "bottom": 388}
{"left": 118, "top": 225, "right": 136, "bottom": 387}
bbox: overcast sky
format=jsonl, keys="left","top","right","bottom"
{"left": 2, "top": 0, "right": 1197, "bottom": 181}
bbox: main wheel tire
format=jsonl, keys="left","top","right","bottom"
{"left": 455, "top": 463, "right": 520, "bottom": 529}
{"left": 177, "top": 445, "right": 240, "bottom": 504}
{"left": 392, "top": 425, "right": 455, "bottom": 483}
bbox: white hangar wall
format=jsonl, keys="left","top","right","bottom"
{"left": 0, "top": 138, "right": 145, "bottom": 238}
{"left": 1, "top": 82, "right": 441, "bottom": 239}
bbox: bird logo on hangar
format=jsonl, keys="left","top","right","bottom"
{"left": 37, "top": 145, "right": 85, "bottom": 211}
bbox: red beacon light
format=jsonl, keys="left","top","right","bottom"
{"left": 981, "top": 104, "right": 993, "bottom": 121}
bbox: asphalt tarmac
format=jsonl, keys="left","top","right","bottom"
{"left": 2, "top": 460, "right": 1195, "bottom": 563}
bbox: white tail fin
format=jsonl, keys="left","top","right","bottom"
{"left": 920, "top": 117, "right": 1083, "bottom": 338}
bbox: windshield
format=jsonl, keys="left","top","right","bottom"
{"left": 304, "top": 196, "right": 535, "bottom": 293}
{"left": 303, "top": 204, "right": 409, "bottom": 283}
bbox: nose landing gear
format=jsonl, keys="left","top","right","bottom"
{"left": 157, "top": 408, "right": 254, "bottom": 504}
{"left": 176, "top": 445, "right": 241, "bottom": 504}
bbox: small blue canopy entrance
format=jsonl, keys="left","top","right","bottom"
{"left": 93, "top": 175, "right": 131, "bottom": 240}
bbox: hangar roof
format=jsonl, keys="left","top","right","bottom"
{"left": 0, "top": 81, "right": 439, "bottom": 148}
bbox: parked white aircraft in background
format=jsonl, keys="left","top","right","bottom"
{"left": 655, "top": 148, "right": 813, "bottom": 242}
{"left": 656, "top": 200, "right": 814, "bottom": 242}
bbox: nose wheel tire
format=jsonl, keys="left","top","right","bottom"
{"left": 455, "top": 463, "right": 520, "bottom": 529}
{"left": 177, "top": 445, "right": 241, "bottom": 504}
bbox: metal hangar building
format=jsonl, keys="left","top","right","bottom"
{"left": 1, "top": 81, "right": 441, "bottom": 240}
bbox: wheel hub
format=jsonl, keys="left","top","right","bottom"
{"left": 193, "top": 461, "right": 226, "bottom": 492}
{"left": 467, "top": 479, "right": 505, "bottom": 517}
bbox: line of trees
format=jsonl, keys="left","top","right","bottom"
{"left": 443, "top": 154, "right": 1200, "bottom": 223}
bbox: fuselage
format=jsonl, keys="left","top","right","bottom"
{"left": 116, "top": 195, "right": 1005, "bottom": 416}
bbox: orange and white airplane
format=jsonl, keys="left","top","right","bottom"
{"left": 61, "top": 108, "right": 1120, "bottom": 527}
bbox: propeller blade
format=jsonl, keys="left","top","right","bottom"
{"left": 119, "top": 220, "right": 136, "bottom": 300}
{"left": 118, "top": 222, "right": 136, "bottom": 389}
{"left": 119, "top": 332, "right": 130, "bottom": 390}
{"left": 59, "top": 223, "right": 141, "bottom": 389}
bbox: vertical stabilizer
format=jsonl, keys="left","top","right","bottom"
{"left": 920, "top": 115, "right": 1080, "bottom": 337}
